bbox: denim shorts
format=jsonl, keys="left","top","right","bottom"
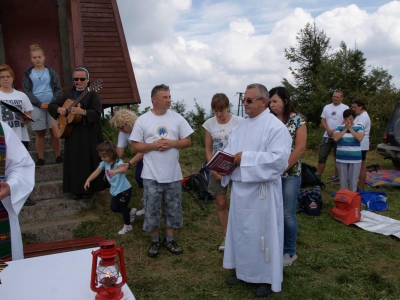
{"left": 142, "top": 179, "right": 183, "bottom": 232}
{"left": 31, "top": 106, "right": 52, "bottom": 131}
{"left": 208, "top": 174, "right": 227, "bottom": 195}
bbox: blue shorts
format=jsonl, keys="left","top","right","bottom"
{"left": 142, "top": 179, "right": 183, "bottom": 232}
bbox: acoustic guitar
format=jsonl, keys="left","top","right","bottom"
{"left": 51, "top": 79, "right": 102, "bottom": 139}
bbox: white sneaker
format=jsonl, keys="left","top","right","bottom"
{"left": 136, "top": 208, "right": 145, "bottom": 216}
{"left": 130, "top": 208, "right": 137, "bottom": 223}
{"left": 118, "top": 225, "right": 132, "bottom": 235}
{"left": 283, "top": 253, "right": 297, "bottom": 266}
{"left": 218, "top": 237, "right": 226, "bottom": 252}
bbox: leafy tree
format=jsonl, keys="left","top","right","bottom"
{"left": 283, "top": 22, "right": 331, "bottom": 123}
{"left": 171, "top": 99, "right": 187, "bottom": 115}
{"left": 140, "top": 106, "right": 151, "bottom": 114}
{"left": 283, "top": 22, "right": 398, "bottom": 129}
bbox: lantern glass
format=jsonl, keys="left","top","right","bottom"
{"left": 97, "top": 264, "right": 120, "bottom": 287}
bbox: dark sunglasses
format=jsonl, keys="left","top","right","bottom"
{"left": 241, "top": 97, "right": 263, "bottom": 104}
{"left": 73, "top": 77, "right": 87, "bottom": 82}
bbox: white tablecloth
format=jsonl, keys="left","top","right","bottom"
{"left": 0, "top": 248, "right": 135, "bottom": 300}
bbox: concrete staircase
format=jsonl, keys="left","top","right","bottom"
{"left": 20, "top": 133, "right": 98, "bottom": 243}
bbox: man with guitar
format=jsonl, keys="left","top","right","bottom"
{"left": 48, "top": 66, "right": 107, "bottom": 200}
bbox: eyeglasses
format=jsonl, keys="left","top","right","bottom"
{"left": 241, "top": 97, "right": 263, "bottom": 104}
{"left": 73, "top": 78, "right": 87, "bottom": 82}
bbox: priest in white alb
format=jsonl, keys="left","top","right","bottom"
{"left": 221, "top": 83, "right": 292, "bottom": 298}
{"left": 0, "top": 121, "right": 35, "bottom": 261}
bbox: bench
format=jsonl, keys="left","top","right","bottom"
{"left": 23, "top": 236, "right": 106, "bottom": 258}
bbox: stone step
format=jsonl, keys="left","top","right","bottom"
{"left": 21, "top": 214, "right": 99, "bottom": 243}
{"left": 29, "top": 149, "right": 64, "bottom": 165}
{"left": 34, "top": 163, "right": 63, "bottom": 182}
{"left": 28, "top": 134, "right": 65, "bottom": 151}
{"left": 30, "top": 180, "right": 64, "bottom": 201}
{"left": 19, "top": 197, "right": 93, "bottom": 224}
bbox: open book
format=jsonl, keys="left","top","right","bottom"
{"left": 0, "top": 100, "right": 34, "bottom": 122}
{"left": 205, "top": 150, "right": 236, "bottom": 175}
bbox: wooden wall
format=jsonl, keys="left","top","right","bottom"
{"left": 69, "top": 0, "right": 140, "bottom": 107}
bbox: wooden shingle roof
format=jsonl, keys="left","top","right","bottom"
{"left": 69, "top": 0, "right": 140, "bottom": 107}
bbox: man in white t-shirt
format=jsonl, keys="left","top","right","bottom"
{"left": 316, "top": 90, "right": 349, "bottom": 179}
{"left": 130, "top": 84, "right": 194, "bottom": 258}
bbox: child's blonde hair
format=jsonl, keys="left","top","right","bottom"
{"left": 97, "top": 140, "right": 119, "bottom": 169}
{"left": 29, "top": 44, "right": 45, "bottom": 57}
{"left": 109, "top": 108, "right": 138, "bottom": 129}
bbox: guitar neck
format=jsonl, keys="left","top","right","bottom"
{"left": 66, "top": 88, "right": 90, "bottom": 112}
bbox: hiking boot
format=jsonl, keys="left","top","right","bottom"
{"left": 55, "top": 156, "right": 64, "bottom": 164}
{"left": 147, "top": 239, "right": 161, "bottom": 258}
{"left": 283, "top": 253, "right": 297, "bottom": 266}
{"left": 130, "top": 208, "right": 137, "bottom": 223}
{"left": 24, "top": 198, "right": 36, "bottom": 206}
{"left": 35, "top": 158, "right": 45, "bottom": 167}
{"left": 163, "top": 238, "right": 183, "bottom": 255}
{"left": 255, "top": 284, "right": 272, "bottom": 298}
{"left": 118, "top": 225, "right": 132, "bottom": 235}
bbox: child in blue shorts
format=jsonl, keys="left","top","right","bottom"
{"left": 84, "top": 140, "right": 137, "bottom": 234}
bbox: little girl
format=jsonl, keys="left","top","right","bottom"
{"left": 84, "top": 140, "right": 137, "bottom": 234}
{"left": 333, "top": 109, "right": 365, "bottom": 191}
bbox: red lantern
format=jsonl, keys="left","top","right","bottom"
{"left": 90, "top": 240, "right": 127, "bottom": 300}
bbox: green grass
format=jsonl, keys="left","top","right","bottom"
{"left": 74, "top": 140, "right": 400, "bottom": 300}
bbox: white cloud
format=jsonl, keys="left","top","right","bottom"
{"left": 118, "top": 0, "right": 400, "bottom": 112}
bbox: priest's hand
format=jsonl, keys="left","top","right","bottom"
{"left": 0, "top": 181, "right": 10, "bottom": 200}
{"left": 211, "top": 170, "right": 222, "bottom": 181}
{"left": 233, "top": 152, "right": 242, "bottom": 166}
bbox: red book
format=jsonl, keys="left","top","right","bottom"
{"left": 206, "top": 150, "right": 236, "bottom": 175}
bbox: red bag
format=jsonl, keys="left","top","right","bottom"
{"left": 332, "top": 189, "right": 361, "bottom": 225}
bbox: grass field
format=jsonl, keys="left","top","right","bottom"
{"left": 75, "top": 142, "right": 400, "bottom": 300}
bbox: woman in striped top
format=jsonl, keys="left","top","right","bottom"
{"left": 333, "top": 109, "right": 364, "bottom": 191}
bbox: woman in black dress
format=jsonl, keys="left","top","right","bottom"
{"left": 48, "top": 66, "right": 106, "bottom": 199}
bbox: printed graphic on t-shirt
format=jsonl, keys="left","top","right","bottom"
{"left": 0, "top": 99, "right": 25, "bottom": 128}
{"left": 156, "top": 125, "right": 168, "bottom": 138}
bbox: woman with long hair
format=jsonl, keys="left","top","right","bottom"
{"left": 269, "top": 86, "right": 307, "bottom": 266}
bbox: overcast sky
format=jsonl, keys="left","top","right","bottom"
{"left": 116, "top": 0, "right": 400, "bottom": 114}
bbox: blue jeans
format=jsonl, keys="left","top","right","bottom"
{"left": 282, "top": 175, "right": 301, "bottom": 256}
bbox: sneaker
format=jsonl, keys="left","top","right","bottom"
{"left": 147, "top": 239, "right": 161, "bottom": 258}
{"left": 118, "top": 225, "right": 132, "bottom": 235}
{"left": 35, "top": 158, "right": 45, "bottom": 167}
{"left": 163, "top": 238, "right": 183, "bottom": 255}
{"left": 283, "top": 253, "right": 297, "bottom": 266}
{"left": 130, "top": 208, "right": 137, "bottom": 223}
{"left": 55, "top": 156, "right": 64, "bottom": 164}
{"left": 330, "top": 175, "right": 339, "bottom": 180}
{"left": 24, "top": 198, "right": 36, "bottom": 206}
{"left": 136, "top": 208, "right": 145, "bottom": 216}
{"left": 218, "top": 237, "right": 226, "bottom": 252}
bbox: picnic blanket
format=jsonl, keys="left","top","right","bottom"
{"left": 365, "top": 169, "right": 400, "bottom": 187}
{"left": 354, "top": 210, "right": 400, "bottom": 239}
